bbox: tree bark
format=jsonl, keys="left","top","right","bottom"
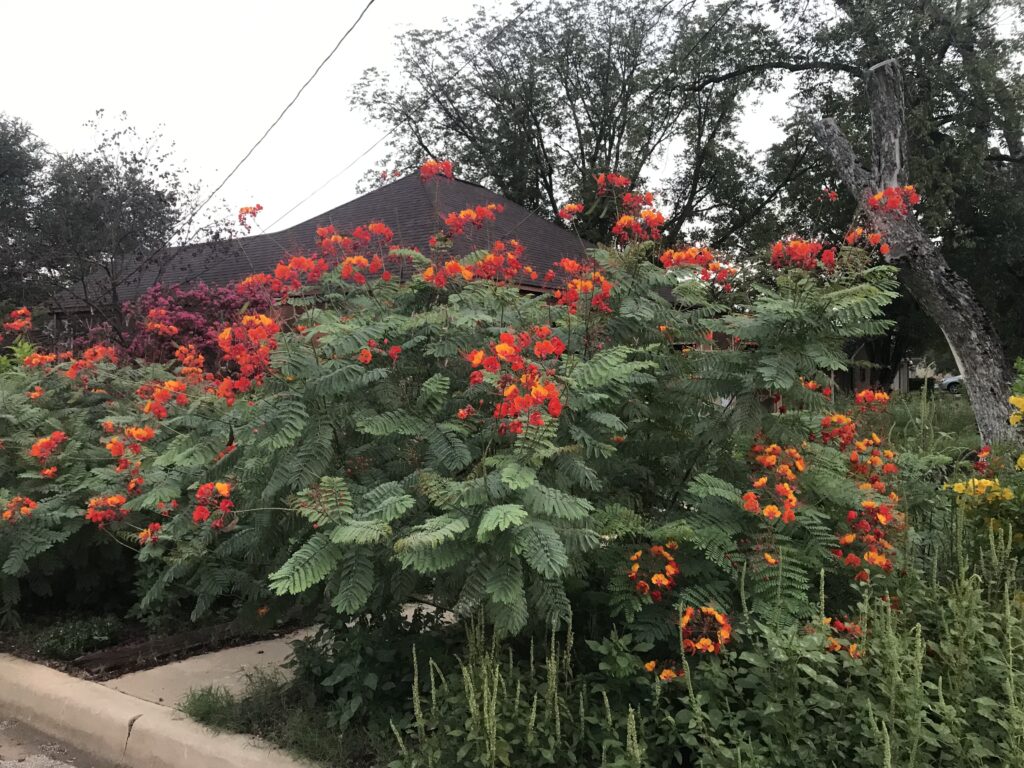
{"left": 812, "top": 59, "right": 1017, "bottom": 445}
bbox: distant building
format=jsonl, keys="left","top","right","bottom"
{"left": 55, "top": 173, "right": 589, "bottom": 318}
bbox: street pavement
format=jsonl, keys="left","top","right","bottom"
{"left": 0, "top": 717, "right": 119, "bottom": 768}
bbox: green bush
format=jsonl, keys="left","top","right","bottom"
{"left": 31, "top": 614, "right": 125, "bottom": 660}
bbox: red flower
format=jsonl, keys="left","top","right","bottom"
{"left": 420, "top": 159, "right": 454, "bottom": 181}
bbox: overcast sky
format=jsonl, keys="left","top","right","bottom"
{"left": 2, "top": 1, "right": 789, "bottom": 236}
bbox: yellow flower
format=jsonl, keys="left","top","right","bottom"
{"left": 1017, "top": 454, "right": 1024, "bottom": 472}
{"left": 1011, "top": 413, "right": 1023, "bottom": 427}
{"left": 952, "top": 482, "right": 966, "bottom": 494}
{"left": 1009, "top": 394, "right": 1024, "bottom": 411}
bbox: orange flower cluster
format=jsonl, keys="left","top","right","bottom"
{"left": 594, "top": 180, "right": 664, "bottom": 242}
{"left": 551, "top": 257, "right": 612, "bottom": 314}
{"left": 3, "top": 307, "right": 32, "bottom": 333}
{"left": 558, "top": 202, "right": 584, "bottom": 221}
{"left": 595, "top": 172, "right": 631, "bottom": 195}
{"left": 867, "top": 185, "right": 920, "bottom": 216}
{"left": 627, "top": 542, "right": 680, "bottom": 603}
{"left": 192, "top": 481, "right": 234, "bottom": 527}
{"left": 801, "top": 377, "right": 833, "bottom": 397}
{"left": 611, "top": 210, "right": 665, "bottom": 243}
{"left": 66, "top": 345, "right": 119, "bottom": 381}
{"left": 105, "top": 425, "right": 156, "bottom": 477}
{"left": 239, "top": 256, "right": 331, "bottom": 296}
{"left": 464, "top": 326, "right": 565, "bottom": 434}
{"left": 819, "top": 413, "right": 857, "bottom": 449}
{"left": 2, "top": 496, "right": 37, "bottom": 523}
{"left": 237, "top": 204, "right": 263, "bottom": 231}
{"left": 340, "top": 253, "right": 391, "bottom": 285}
{"left": 644, "top": 659, "right": 685, "bottom": 682}
{"left": 29, "top": 430, "right": 68, "bottom": 479}
{"left": 823, "top": 617, "right": 862, "bottom": 657}
{"left": 27, "top": 386, "right": 43, "bottom": 399}
{"left": 355, "top": 338, "right": 401, "bottom": 366}
{"left": 444, "top": 203, "right": 503, "bottom": 236}
{"left": 770, "top": 239, "right": 836, "bottom": 271}
{"left": 419, "top": 159, "right": 453, "bottom": 181}
{"left": 314, "top": 221, "right": 394, "bottom": 259}
{"left": 138, "top": 379, "right": 188, "bottom": 419}
{"left": 175, "top": 344, "right": 206, "bottom": 383}
{"left": 680, "top": 605, "right": 733, "bottom": 654}
{"left": 156, "top": 499, "right": 180, "bottom": 517}
{"left": 853, "top": 389, "right": 890, "bottom": 411}
{"left": 422, "top": 240, "right": 536, "bottom": 288}
{"left": 272, "top": 255, "right": 330, "bottom": 293}
{"left": 660, "top": 247, "right": 738, "bottom": 291}
{"left": 742, "top": 443, "right": 806, "bottom": 523}
{"left": 974, "top": 444, "right": 992, "bottom": 476}
{"left": 137, "top": 522, "right": 162, "bottom": 545}
{"left": 606, "top": 208, "right": 663, "bottom": 241}
{"left": 843, "top": 227, "right": 891, "bottom": 255}
{"left": 820, "top": 418, "right": 902, "bottom": 583}
{"left": 23, "top": 352, "right": 57, "bottom": 368}
{"left": 216, "top": 314, "right": 280, "bottom": 403}
{"left": 144, "top": 307, "right": 179, "bottom": 336}
{"left": 85, "top": 494, "right": 128, "bottom": 525}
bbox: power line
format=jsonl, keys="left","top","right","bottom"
{"left": 259, "top": 1, "right": 537, "bottom": 234}
{"left": 182, "top": 0, "right": 378, "bottom": 234}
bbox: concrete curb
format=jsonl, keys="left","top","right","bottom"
{"left": 0, "top": 654, "right": 314, "bottom": 768}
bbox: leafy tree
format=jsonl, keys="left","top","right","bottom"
{"left": 353, "top": 0, "right": 788, "bottom": 243}
{"left": 354, "top": 0, "right": 1023, "bottom": 411}
{"left": 0, "top": 112, "right": 233, "bottom": 333}
{"left": 754, "top": 0, "right": 1024, "bottom": 379}
{"left": 0, "top": 115, "right": 45, "bottom": 307}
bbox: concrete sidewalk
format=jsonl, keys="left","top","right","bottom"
{"left": 0, "top": 654, "right": 312, "bottom": 768}
{"left": 101, "top": 628, "right": 313, "bottom": 707}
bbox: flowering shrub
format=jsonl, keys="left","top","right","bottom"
{"left": 0, "top": 164, "right": 905, "bottom": 644}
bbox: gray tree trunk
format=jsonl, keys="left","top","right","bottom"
{"left": 812, "top": 59, "right": 1016, "bottom": 445}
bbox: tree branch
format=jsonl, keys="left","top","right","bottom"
{"left": 684, "top": 60, "right": 863, "bottom": 92}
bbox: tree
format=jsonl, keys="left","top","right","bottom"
{"left": 0, "top": 113, "right": 233, "bottom": 333}
{"left": 0, "top": 115, "right": 45, "bottom": 307}
{"left": 814, "top": 60, "right": 1017, "bottom": 443}
{"left": 761, "top": 0, "right": 1024, "bottom": 376}
{"left": 352, "top": 0, "right": 787, "bottom": 243}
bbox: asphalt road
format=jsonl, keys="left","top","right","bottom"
{"left": 0, "top": 717, "right": 119, "bottom": 768}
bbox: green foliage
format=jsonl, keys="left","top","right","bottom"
{"left": 29, "top": 614, "right": 125, "bottom": 660}
{"left": 389, "top": 625, "right": 649, "bottom": 768}
{"left": 181, "top": 669, "right": 393, "bottom": 767}
{"left": 2, "top": 241, "right": 902, "bottom": 637}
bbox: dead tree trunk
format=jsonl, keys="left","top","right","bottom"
{"left": 812, "top": 59, "right": 1016, "bottom": 445}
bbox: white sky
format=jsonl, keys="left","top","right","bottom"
{"left": 1, "top": 1, "right": 789, "bottom": 236}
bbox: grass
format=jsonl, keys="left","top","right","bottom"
{"left": 181, "top": 669, "right": 395, "bottom": 767}
{"left": 858, "top": 388, "right": 980, "bottom": 457}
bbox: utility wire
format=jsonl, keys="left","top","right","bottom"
{"left": 180, "top": 0, "right": 379, "bottom": 236}
{"left": 259, "top": 1, "right": 537, "bottom": 234}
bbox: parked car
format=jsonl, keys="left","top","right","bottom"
{"left": 940, "top": 374, "right": 964, "bottom": 394}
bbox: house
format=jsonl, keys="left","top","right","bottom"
{"left": 54, "top": 173, "right": 589, "bottom": 319}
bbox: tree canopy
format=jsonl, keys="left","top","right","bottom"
{"left": 0, "top": 113, "right": 231, "bottom": 331}
{"left": 355, "top": 0, "right": 1023, "bottom": 369}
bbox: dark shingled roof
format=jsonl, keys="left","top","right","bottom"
{"left": 57, "top": 174, "right": 589, "bottom": 312}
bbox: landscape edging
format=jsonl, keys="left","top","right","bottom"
{"left": 0, "top": 653, "right": 313, "bottom": 768}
